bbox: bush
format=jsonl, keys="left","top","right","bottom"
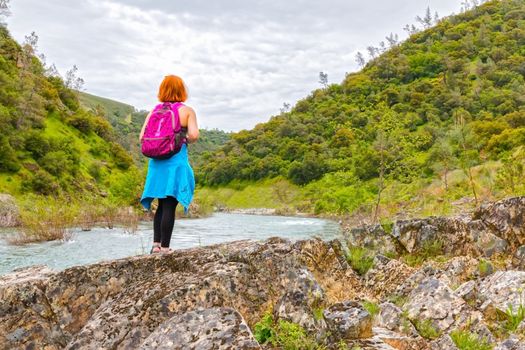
{"left": 111, "top": 142, "right": 134, "bottom": 170}
{"left": 21, "top": 170, "right": 59, "bottom": 195}
{"left": 8, "top": 196, "right": 77, "bottom": 244}
{"left": 414, "top": 319, "right": 441, "bottom": 340}
{"left": 346, "top": 246, "right": 375, "bottom": 275}
{"left": 67, "top": 111, "right": 94, "bottom": 133}
{"left": 0, "top": 136, "right": 20, "bottom": 172}
{"left": 450, "top": 329, "right": 493, "bottom": 350}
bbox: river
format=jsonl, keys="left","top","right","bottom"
{"left": 0, "top": 213, "right": 341, "bottom": 276}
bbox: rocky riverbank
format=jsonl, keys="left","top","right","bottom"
{"left": 1, "top": 196, "right": 524, "bottom": 349}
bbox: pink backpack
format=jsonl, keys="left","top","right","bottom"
{"left": 141, "top": 102, "right": 186, "bottom": 159}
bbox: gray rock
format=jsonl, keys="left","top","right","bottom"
{"left": 139, "top": 307, "right": 260, "bottom": 350}
{"left": 273, "top": 269, "right": 326, "bottom": 333}
{"left": 0, "top": 193, "right": 19, "bottom": 227}
{"left": 392, "top": 216, "right": 476, "bottom": 256}
{"left": 477, "top": 271, "right": 525, "bottom": 317}
{"left": 0, "top": 238, "right": 360, "bottom": 350}
{"left": 345, "top": 224, "right": 399, "bottom": 255}
{"left": 473, "top": 196, "right": 525, "bottom": 250}
{"left": 372, "top": 327, "right": 429, "bottom": 350}
{"left": 468, "top": 219, "right": 509, "bottom": 257}
{"left": 429, "top": 335, "right": 459, "bottom": 350}
{"left": 323, "top": 301, "right": 373, "bottom": 340}
{"left": 404, "top": 278, "right": 467, "bottom": 333}
{"left": 376, "top": 302, "right": 417, "bottom": 336}
{"left": 512, "top": 245, "right": 525, "bottom": 269}
{"left": 495, "top": 335, "right": 525, "bottom": 350}
{"left": 454, "top": 280, "right": 477, "bottom": 303}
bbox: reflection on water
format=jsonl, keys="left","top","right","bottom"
{"left": 0, "top": 213, "right": 341, "bottom": 275}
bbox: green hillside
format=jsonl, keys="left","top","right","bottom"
{"left": 0, "top": 26, "right": 141, "bottom": 205}
{"left": 199, "top": 0, "right": 525, "bottom": 217}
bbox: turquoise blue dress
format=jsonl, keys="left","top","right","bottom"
{"left": 140, "top": 144, "right": 195, "bottom": 212}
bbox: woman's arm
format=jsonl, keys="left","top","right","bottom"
{"left": 185, "top": 107, "right": 199, "bottom": 143}
{"left": 139, "top": 111, "right": 152, "bottom": 141}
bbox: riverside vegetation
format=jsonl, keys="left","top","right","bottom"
{"left": 1, "top": 195, "right": 525, "bottom": 349}
{"left": 0, "top": 18, "right": 228, "bottom": 242}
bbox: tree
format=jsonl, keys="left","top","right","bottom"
{"left": 367, "top": 46, "right": 379, "bottom": 59}
{"left": 318, "top": 71, "right": 328, "bottom": 88}
{"left": 429, "top": 139, "right": 456, "bottom": 193}
{"left": 450, "top": 108, "right": 480, "bottom": 204}
{"left": 416, "top": 7, "right": 434, "bottom": 29}
{"left": 0, "top": 0, "right": 10, "bottom": 25}
{"left": 355, "top": 51, "right": 366, "bottom": 68}
{"left": 65, "top": 65, "right": 85, "bottom": 91}
{"left": 385, "top": 33, "right": 399, "bottom": 47}
{"left": 280, "top": 102, "right": 291, "bottom": 113}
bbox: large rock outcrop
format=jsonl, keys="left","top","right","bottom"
{"left": 0, "top": 238, "right": 362, "bottom": 349}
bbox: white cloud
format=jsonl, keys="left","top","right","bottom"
{"left": 7, "top": 0, "right": 464, "bottom": 131}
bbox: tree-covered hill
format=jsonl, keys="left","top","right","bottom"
{"left": 0, "top": 26, "right": 141, "bottom": 204}
{"left": 199, "top": 0, "right": 525, "bottom": 216}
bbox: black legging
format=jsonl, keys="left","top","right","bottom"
{"left": 153, "top": 196, "right": 178, "bottom": 248}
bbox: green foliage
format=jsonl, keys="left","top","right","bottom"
{"left": 477, "top": 259, "right": 493, "bottom": 276}
{"left": 504, "top": 304, "right": 525, "bottom": 332}
{"left": 253, "top": 312, "right": 323, "bottom": 349}
{"left": 197, "top": 0, "right": 525, "bottom": 215}
{"left": 362, "top": 301, "right": 380, "bottom": 318}
{"left": 253, "top": 312, "right": 275, "bottom": 345}
{"left": 0, "top": 27, "right": 139, "bottom": 201}
{"left": 450, "top": 329, "right": 493, "bottom": 350}
{"left": 413, "top": 319, "right": 441, "bottom": 340}
{"left": 403, "top": 239, "right": 444, "bottom": 267}
{"left": 346, "top": 246, "right": 375, "bottom": 275}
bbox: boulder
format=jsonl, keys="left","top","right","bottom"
{"left": 372, "top": 327, "right": 429, "bottom": 350}
{"left": 0, "top": 193, "right": 19, "bottom": 227}
{"left": 345, "top": 224, "right": 399, "bottom": 255}
{"left": 477, "top": 270, "right": 525, "bottom": 317}
{"left": 364, "top": 256, "right": 415, "bottom": 299}
{"left": 323, "top": 301, "right": 373, "bottom": 340}
{"left": 468, "top": 219, "right": 509, "bottom": 257}
{"left": 429, "top": 335, "right": 458, "bottom": 350}
{"left": 512, "top": 245, "right": 525, "bottom": 269}
{"left": 273, "top": 269, "right": 326, "bottom": 333}
{"left": 139, "top": 307, "right": 260, "bottom": 350}
{"left": 404, "top": 278, "right": 468, "bottom": 333}
{"left": 392, "top": 216, "right": 477, "bottom": 256}
{"left": 495, "top": 335, "right": 525, "bottom": 350}
{"left": 473, "top": 196, "right": 525, "bottom": 250}
{"left": 376, "top": 302, "right": 417, "bottom": 336}
{"left": 0, "top": 238, "right": 358, "bottom": 349}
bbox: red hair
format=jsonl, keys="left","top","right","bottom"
{"left": 158, "top": 75, "right": 188, "bottom": 102}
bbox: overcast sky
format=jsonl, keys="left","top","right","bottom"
{"left": 7, "top": 0, "right": 464, "bottom": 131}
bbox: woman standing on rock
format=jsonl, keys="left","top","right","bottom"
{"left": 139, "top": 75, "right": 199, "bottom": 254}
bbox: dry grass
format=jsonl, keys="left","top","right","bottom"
{"left": 8, "top": 200, "right": 77, "bottom": 245}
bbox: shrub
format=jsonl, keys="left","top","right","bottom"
{"left": 0, "top": 136, "right": 20, "bottom": 172}
{"left": 363, "top": 301, "right": 380, "bottom": 318}
{"left": 450, "top": 329, "right": 493, "bottom": 350}
{"left": 414, "top": 319, "right": 441, "bottom": 340}
{"left": 403, "top": 239, "right": 444, "bottom": 267}
{"left": 21, "top": 170, "right": 59, "bottom": 196}
{"left": 346, "top": 246, "right": 375, "bottom": 275}
{"left": 8, "top": 196, "right": 77, "bottom": 244}
{"left": 253, "top": 313, "right": 276, "bottom": 345}
{"left": 504, "top": 304, "right": 525, "bottom": 332}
